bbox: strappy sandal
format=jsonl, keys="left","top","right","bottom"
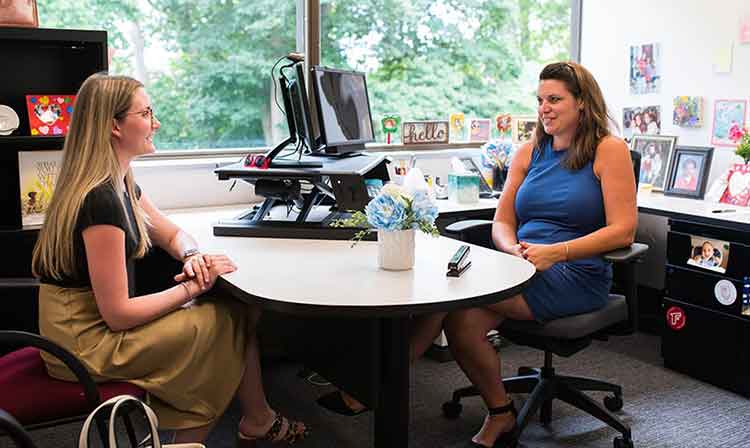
{"left": 467, "top": 400, "right": 519, "bottom": 448}
{"left": 237, "top": 412, "right": 310, "bottom": 447}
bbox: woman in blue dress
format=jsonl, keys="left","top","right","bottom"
{"left": 444, "top": 62, "right": 637, "bottom": 448}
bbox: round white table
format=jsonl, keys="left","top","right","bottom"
{"left": 169, "top": 206, "right": 535, "bottom": 448}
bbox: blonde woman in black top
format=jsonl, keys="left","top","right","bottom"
{"left": 33, "top": 73, "right": 308, "bottom": 445}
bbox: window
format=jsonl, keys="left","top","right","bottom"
{"left": 320, "top": 0, "right": 571, "bottom": 142}
{"left": 39, "top": 1, "right": 572, "bottom": 152}
{"left": 39, "top": 0, "right": 299, "bottom": 151}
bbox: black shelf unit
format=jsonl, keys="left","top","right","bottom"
{"left": 0, "top": 27, "right": 107, "bottom": 231}
{"left": 661, "top": 218, "right": 750, "bottom": 397}
{"left": 0, "top": 27, "right": 107, "bottom": 333}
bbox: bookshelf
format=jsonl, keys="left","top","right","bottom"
{"left": 0, "top": 27, "right": 106, "bottom": 232}
{"left": 0, "top": 28, "right": 107, "bottom": 332}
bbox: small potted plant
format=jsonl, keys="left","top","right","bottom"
{"left": 730, "top": 124, "right": 750, "bottom": 164}
{"left": 332, "top": 183, "right": 439, "bottom": 270}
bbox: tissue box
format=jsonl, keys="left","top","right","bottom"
{"left": 448, "top": 173, "right": 480, "bottom": 203}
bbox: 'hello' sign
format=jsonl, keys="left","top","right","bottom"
{"left": 402, "top": 120, "right": 449, "bottom": 145}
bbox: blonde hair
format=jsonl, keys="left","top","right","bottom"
{"left": 532, "top": 62, "right": 615, "bottom": 170}
{"left": 33, "top": 73, "right": 151, "bottom": 281}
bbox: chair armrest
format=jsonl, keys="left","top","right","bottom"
{"left": 443, "top": 220, "right": 493, "bottom": 237}
{"left": 603, "top": 243, "right": 649, "bottom": 263}
{"left": 0, "top": 331, "right": 101, "bottom": 408}
{"left": 0, "top": 409, "right": 36, "bottom": 448}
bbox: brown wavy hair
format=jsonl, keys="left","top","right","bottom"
{"left": 532, "top": 62, "right": 616, "bottom": 170}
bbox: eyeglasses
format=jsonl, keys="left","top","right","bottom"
{"left": 122, "top": 106, "right": 156, "bottom": 124}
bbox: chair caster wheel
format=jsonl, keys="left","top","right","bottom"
{"left": 442, "top": 401, "right": 462, "bottom": 419}
{"left": 604, "top": 394, "right": 623, "bottom": 412}
{"left": 613, "top": 436, "right": 634, "bottom": 448}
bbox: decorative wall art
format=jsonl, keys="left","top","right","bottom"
{"left": 673, "top": 96, "right": 703, "bottom": 128}
{"left": 623, "top": 105, "right": 661, "bottom": 140}
{"left": 469, "top": 118, "right": 491, "bottom": 143}
{"left": 25, "top": 94, "right": 75, "bottom": 136}
{"left": 629, "top": 43, "right": 661, "bottom": 94}
{"left": 712, "top": 99, "right": 747, "bottom": 147}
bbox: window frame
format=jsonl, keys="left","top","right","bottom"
{"left": 138, "top": 0, "right": 581, "bottom": 162}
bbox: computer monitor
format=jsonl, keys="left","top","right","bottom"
{"left": 288, "top": 62, "right": 317, "bottom": 152}
{"left": 310, "top": 66, "right": 375, "bottom": 155}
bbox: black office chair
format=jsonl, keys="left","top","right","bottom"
{"left": 0, "top": 408, "right": 37, "bottom": 448}
{"left": 441, "top": 151, "right": 647, "bottom": 448}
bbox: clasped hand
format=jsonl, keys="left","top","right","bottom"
{"left": 515, "top": 241, "right": 564, "bottom": 272}
{"left": 174, "top": 253, "right": 238, "bottom": 292}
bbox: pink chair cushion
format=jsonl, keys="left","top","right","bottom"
{"left": 0, "top": 347, "right": 144, "bottom": 425}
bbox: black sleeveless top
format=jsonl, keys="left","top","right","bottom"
{"left": 41, "top": 182, "right": 142, "bottom": 297}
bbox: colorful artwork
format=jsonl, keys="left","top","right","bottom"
{"left": 719, "top": 163, "right": 750, "bottom": 207}
{"left": 469, "top": 119, "right": 491, "bottom": 143}
{"left": 712, "top": 100, "right": 747, "bottom": 147}
{"left": 380, "top": 114, "right": 401, "bottom": 145}
{"left": 511, "top": 115, "right": 537, "bottom": 144}
{"left": 623, "top": 106, "right": 661, "bottom": 140}
{"left": 495, "top": 113, "right": 512, "bottom": 138}
{"left": 629, "top": 43, "right": 661, "bottom": 95}
{"left": 25, "top": 94, "right": 75, "bottom": 136}
{"left": 449, "top": 113, "right": 466, "bottom": 143}
{"left": 18, "top": 150, "right": 64, "bottom": 227}
{"left": 673, "top": 96, "right": 703, "bottom": 128}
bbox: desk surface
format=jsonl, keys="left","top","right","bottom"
{"left": 637, "top": 192, "right": 750, "bottom": 231}
{"left": 168, "top": 206, "right": 535, "bottom": 317}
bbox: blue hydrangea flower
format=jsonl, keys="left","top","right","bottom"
{"left": 411, "top": 191, "right": 438, "bottom": 226}
{"left": 365, "top": 193, "right": 407, "bottom": 231}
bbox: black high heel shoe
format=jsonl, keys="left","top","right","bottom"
{"left": 467, "top": 400, "right": 519, "bottom": 448}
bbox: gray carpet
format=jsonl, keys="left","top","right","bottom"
{"left": 4, "top": 333, "right": 750, "bottom": 448}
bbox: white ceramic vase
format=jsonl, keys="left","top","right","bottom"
{"left": 377, "top": 228, "right": 415, "bottom": 271}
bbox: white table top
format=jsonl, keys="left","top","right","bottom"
{"left": 637, "top": 192, "right": 750, "bottom": 227}
{"left": 168, "top": 206, "right": 535, "bottom": 317}
{"left": 436, "top": 197, "right": 497, "bottom": 215}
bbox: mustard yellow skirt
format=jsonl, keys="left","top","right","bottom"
{"left": 38, "top": 283, "right": 250, "bottom": 430}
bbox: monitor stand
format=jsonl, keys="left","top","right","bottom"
{"left": 270, "top": 159, "right": 323, "bottom": 168}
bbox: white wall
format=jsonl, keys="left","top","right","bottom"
{"left": 581, "top": 0, "right": 750, "bottom": 289}
{"left": 581, "top": 0, "right": 750, "bottom": 188}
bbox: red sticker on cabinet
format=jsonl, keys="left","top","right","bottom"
{"left": 666, "top": 306, "right": 686, "bottom": 330}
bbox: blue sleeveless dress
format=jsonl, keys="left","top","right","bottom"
{"left": 515, "top": 140, "right": 612, "bottom": 322}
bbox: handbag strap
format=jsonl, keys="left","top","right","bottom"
{"left": 78, "top": 394, "right": 161, "bottom": 448}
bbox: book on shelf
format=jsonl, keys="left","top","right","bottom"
{"left": 18, "top": 150, "right": 64, "bottom": 228}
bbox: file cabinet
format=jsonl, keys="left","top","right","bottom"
{"left": 662, "top": 218, "right": 750, "bottom": 396}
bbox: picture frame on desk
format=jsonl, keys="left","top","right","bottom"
{"left": 663, "top": 146, "right": 713, "bottom": 199}
{"left": 631, "top": 134, "right": 677, "bottom": 191}
{"left": 511, "top": 115, "right": 537, "bottom": 144}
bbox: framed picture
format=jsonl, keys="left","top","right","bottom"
{"left": 711, "top": 99, "right": 747, "bottom": 147}
{"left": 685, "top": 235, "right": 730, "bottom": 275}
{"left": 631, "top": 134, "right": 678, "bottom": 191}
{"left": 663, "top": 146, "right": 713, "bottom": 199}
{"left": 468, "top": 118, "right": 491, "bottom": 143}
{"left": 511, "top": 115, "right": 537, "bottom": 144}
